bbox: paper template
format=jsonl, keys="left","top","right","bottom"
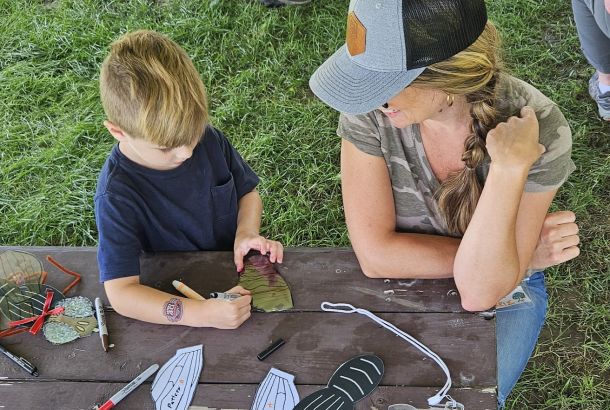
{"left": 251, "top": 368, "right": 300, "bottom": 410}
{"left": 151, "top": 344, "right": 203, "bottom": 410}
{"left": 294, "top": 355, "right": 384, "bottom": 410}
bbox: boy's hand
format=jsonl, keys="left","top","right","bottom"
{"left": 530, "top": 211, "right": 580, "bottom": 270}
{"left": 201, "top": 286, "right": 252, "bottom": 329}
{"left": 225, "top": 285, "right": 251, "bottom": 296}
{"left": 234, "top": 232, "right": 284, "bottom": 271}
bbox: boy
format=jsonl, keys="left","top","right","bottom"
{"left": 95, "top": 30, "right": 282, "bottom": 329}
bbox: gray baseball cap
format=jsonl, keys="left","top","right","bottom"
{"left": 309, "top": 0, "right": 487, "bottom": 114}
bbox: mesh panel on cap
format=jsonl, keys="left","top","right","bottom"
{"left": 403, "top": 0, "right": 487, "bottom": 69}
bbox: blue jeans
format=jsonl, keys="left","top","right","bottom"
{"left": 496, "top": 271, "right": 548, "bottom": 408}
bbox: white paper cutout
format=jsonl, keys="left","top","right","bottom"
{"left": 151, "top": 344, "right": 203, "bottom": 410}
{"left": 251, "top": 368, "right": 300, "bottom": 410}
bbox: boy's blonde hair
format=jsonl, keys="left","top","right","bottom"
{"left": 100, "top": 30, "right": 208, "bottom": 148}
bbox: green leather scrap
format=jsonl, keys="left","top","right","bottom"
{"left": 238, "top": 254, "right": 293, "bottom": 312}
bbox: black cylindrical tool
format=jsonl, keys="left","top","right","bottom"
{"left": 257, "top": 338, "right": 286, "bottom": 361}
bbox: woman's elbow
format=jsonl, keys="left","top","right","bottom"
{"left": 460, "top": 296, "right": 497, "bottom": 313}
{"left": 354, "top": 249, "right": 384, "bottom": 278}
{"left": 454, "top": 269, "right": 520, "bottom": 312}
{"left": 361, "top": 264, "right": 383, "bottom": 278}
{"left": 459, "top": 283, "right": 516, "bottom": 312}
{"left": 359, "top": 259, "right": 384, "bottom": 278}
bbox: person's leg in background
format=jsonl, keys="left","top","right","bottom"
{"left": 495, "top": 271, "right": 548, "bottom": 408}
{"left": 258, "top": 0, "right": 311, "bottom": 8}
{"left": 572, "top": 0, "right": 610, "bottom": 121}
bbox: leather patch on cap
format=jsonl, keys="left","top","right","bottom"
{"left": 346, "top": 12, "right": 366, "bottom": 56}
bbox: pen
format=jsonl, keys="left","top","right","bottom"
{"left": 172, "top": 280, "right": 206, "bottom": 301}
{"left": 0, "top": 343, "right": 39, "bottom": 377}
{"left": 209, "top": 292, "right": 241, "bottom": 301}
{"left": 97, "top": 363, "right": 159, "bottom": 410}
{"left": 94, "top": 297, "right": 109, "bottom": 352}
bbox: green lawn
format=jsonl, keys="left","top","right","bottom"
{"left": 0, "top": 0, "right": 608, "bottom": 408}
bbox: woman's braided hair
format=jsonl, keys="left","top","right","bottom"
{"left": 410, "top": 22, "right": 505, "bottom": 236}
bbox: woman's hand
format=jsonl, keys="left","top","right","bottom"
{"left": 486, "top": 106, "right": 545, "bottom": 172}
{"left": 530, "top": 211, "right": 580, "bottom": 270}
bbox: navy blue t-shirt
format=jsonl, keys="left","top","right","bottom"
{"left": 94, "top": 126, "right": 259, "bottom": 282}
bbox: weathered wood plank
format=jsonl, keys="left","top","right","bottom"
{"left": 0, "top": 311, "right": 495, "bottom": 387}
{"left": 0, "top": 247, "right": 466, "bottom": 312}
{"left": 0, "top": 382, "right": 497, "bottom": 409}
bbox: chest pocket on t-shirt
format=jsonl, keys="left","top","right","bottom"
{"left": 211, "top": 175, "right": 237, "bottom": 220}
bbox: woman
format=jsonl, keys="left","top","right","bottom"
{"left": 309, "top": 0, "right": 579, "bottom": 407}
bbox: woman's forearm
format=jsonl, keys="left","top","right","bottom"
{"left": 453, "top": 165, "right": 529, "bottom": 310}
{"left": 352, "top": 230, "right": 460, "bottom": 279}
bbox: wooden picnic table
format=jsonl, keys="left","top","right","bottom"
{"left": 0, "top": 247, "right": 497, "bottom": 409}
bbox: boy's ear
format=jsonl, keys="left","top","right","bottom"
{"left": 103, "top": 120, "right": 128, "bottom": 142}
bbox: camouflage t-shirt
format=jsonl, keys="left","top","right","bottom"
{"left": 337, "top": 75, "right": 576, "bottom": 237}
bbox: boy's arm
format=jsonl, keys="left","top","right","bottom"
{"left": 233, "top": 189, "right": 283, "bottom": 271}
{"left": 104, "top": 276, "right": 252, "bottom": 329}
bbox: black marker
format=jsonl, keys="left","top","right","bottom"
{"left": 257, "top": 339, "right": 286, "bottom": 361}
{"left": 0, "top": 343, "right": 39, "bottom": 377}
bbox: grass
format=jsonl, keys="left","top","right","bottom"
{"left": 0, "top": 0, "right": 608, "bottom": 408}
